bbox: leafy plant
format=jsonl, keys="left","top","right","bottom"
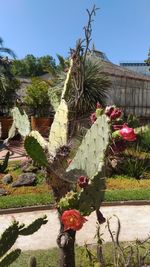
{"left": 137, "top": 125, "right": 150, "bottom": 152}
{"left": 120, "top": 154, "right": 149, "bottom": 179}
{"left": 24, "top": 78, "right": 52, "bottom": 117}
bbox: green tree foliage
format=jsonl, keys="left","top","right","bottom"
{"left": 24, "top": 78, "right": 52, "bottom": 116}
{"left": 12, "top": 54, "right": 56, "bottom": 77}
{"left": 0, "top": 37, "right": 19, "bottom": 111}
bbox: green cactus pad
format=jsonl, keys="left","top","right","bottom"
{"left": 0, "top": 249, "right": 21, "bottom": 267}
{"left": 66, "top": 114, "right": 110, "bottom": 182}
{"left": 8, "top": 122, "right": 16, "bottom": 140}
{"left": 24, "top": 136, "right": 48, "bottom": 167}
{"left": 12, "top": 107, "right": 30, "bottom": 137}
{"left": 78, "top": 173, "right": 106, "bottom": 215}
{"left": 29, "top": 130, "right": 48, "bottom": 149}
{"left": 48, "top": 99, "right": 68, "bottom": 157}
{"left": 48, "top": 59, "right": 73, "bottom": 157}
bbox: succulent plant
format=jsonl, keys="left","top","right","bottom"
{"left": 29, "top": 130, "right": 48, "bottom": 149}
{"left": 0, "top": 216, "right": 47, "bottom": 267}
{"left": 24, "top": 136, "right": 48, "bottom": 167}
{"left": 11, "top": 107, "right": 30, "bottom": 137}
{"left": 0, "top": 151, "right": 10, "bottom": 173}
{"left": 66, "top": 114, "right": 110, "bottom": 182}
{"left": 48, "top": 59, "right": 73, "bottom": 157}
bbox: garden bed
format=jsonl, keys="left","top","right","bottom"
{"left": 0, "top": 160, "right": 150, "bottom": 210}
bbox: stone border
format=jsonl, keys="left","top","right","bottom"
{"left": 0, "top": 200, "right": 150, "bottom": 215}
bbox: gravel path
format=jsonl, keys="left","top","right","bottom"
{"left": 0, "top": 205, "right": 150, "bottom": 251}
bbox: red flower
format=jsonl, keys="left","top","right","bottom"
{"left": 105, "top": 106, "right": 122, "bottom": 120}
{"left": 119, "top": 125, "right": 137, "bottom": 141}
{"left": 105, "top": 106, "right": 115, "bottom": 117}
{"left": 110, "top": 108, "right": 122, "bottom": 120}
{"left": 90, "top": 112, "right": 97, "bottom": 123}
{"left": 61, "top": 209, "right": 87, "bottom": 231}
{"left": 77, "top": 176, "right": 88, "bottom": 188}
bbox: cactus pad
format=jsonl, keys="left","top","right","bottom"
{"left": 12, "top": 107, "right": 30, "bottom": 137}
{"left": 29, "top": 130, "right": 48, "bottom": 149}
{"left": 66, "top": 114, "right": 110, "bottom": 182}
{"left": 48, "top": 60, "right": 73, "bottom": 157}
{"left": 24, "top": 136, "right": 48, "bottom": 167}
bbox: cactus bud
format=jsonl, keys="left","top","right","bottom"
{"left": 77, "top": 176, "right": 89, "bottom": 188}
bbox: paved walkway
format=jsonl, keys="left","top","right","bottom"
{"left": 0, "top": 205, "right": 150, "bottom": 251}
{"left": 0, "top": 140, "right": 27, "bottom": 161}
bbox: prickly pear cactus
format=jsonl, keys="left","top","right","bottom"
{"left": 66, "top": 114, "right": 110, "bottom": 182}
{"left": 11, "top": 107, "right": 30, "bottom": 137}
{"left": 24, "top": 136, "right": 48, "bottom": 167}
{"left": 48, "top": 59, "right": 73, "bottom": 157}
{"left": 7, "top": 122, "right": 16, "bottom": 140}
{"left": 29, "top": 130, "right": 48, "bottom": 149}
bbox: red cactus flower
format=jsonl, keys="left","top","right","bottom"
{"left": 119, "top": 125, "right": 137, "bottom": 141}
{"left": 105, "top": 106, "right": 115, "bottom": 117}
{"left": 90, "top": 112, "right": 97, "bottom": 123}
{"left": 61, "top": 209, "right": 87, "bottom": 231}
{"left": 77, "top": 176, "right": 89, "bottom": 188}
{"left": 110, "top": 108, "right": 122, "bottom": 120}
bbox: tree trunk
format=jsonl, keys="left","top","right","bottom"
{"left": 57, "top": 225, "right": 76, "bottom": 267}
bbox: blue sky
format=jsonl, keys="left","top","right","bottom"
{"left": 0, "top": 0, "right": 150, "bottom": 64}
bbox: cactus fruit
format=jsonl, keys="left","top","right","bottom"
{"left": 66, "top": 114, "right": 110, "bottom": 182}
{"left": 24, "top": 136, "right": 48, "bottom": 167}
{"left": 11, "top": 107, "right": 30, "bottom": 137}
{"left": 0, "top": 152, "right": 10, "bottom": 173}
{"left": 48, "top": 59, "right": 73, "bottom": 158}
{"left": 29, "top": 130, "right": 48, "bottom": 149}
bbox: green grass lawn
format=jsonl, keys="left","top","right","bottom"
{"left": 9, "top": 243, "right": 150, "bottom": 267}
{"left": 0, "top": 160, "right": 150, "bottom": 210}
{"left": 0, "top": 188, "right": 150, "bottom": 210}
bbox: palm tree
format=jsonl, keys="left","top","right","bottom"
{"left": 0, "top": 37, "right": 16, "bottom": 58}
{"left": 0, "top": 37, "right": 16, "bottom": 90}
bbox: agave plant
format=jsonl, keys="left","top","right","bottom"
{"left": 48, "top": 58, "right": 110, "bottom": 115}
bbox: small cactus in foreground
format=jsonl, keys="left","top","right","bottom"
{"left": 0, "top": 151, "right": 10, "bottom": 173}
{"left": 28, "top": 256, "right": 37, "bottom": 267}
{"left": 0, "top": 216, "right": 47, "bottom": 267}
